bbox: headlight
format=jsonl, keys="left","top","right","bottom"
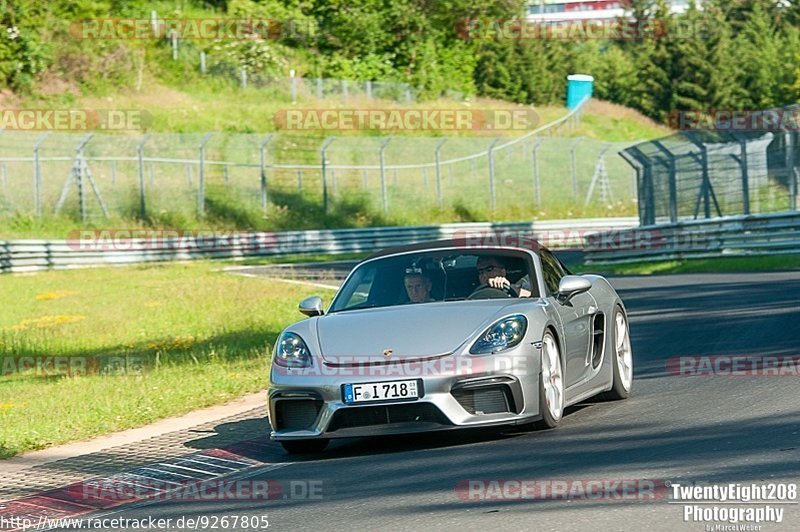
{"left": 274, "top": 332, "right": 313, "bottom": 368}
{"left": 470, "top": 315, "right": 527, "bottom": 355}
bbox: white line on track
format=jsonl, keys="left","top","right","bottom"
{"left": 225, "top": 269, "right": 340, "bottom": 290}
{"left": 37, "top": 462, "right": 295, "bottom": 532}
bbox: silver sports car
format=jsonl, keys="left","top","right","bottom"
{"left": 268, "top": 240, "right": 633, "bottom": 453}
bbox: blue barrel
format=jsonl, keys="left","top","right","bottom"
{"left": 566, "top": 74, "right": 594, "bottom": 110}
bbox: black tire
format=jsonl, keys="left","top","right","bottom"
{"left": 535, "top": 329, "right": 563, "bottom": 429}
{"left": 602, "top": 306, "right": 633, "bottom": 401}
{"left": 280, "top": 439, "right": 329, "bottom": 454}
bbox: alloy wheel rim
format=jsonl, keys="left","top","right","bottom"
{"left": 615, "top": 312, "right": 633, "bottom": 391}
{"left": 542, "top": 334, "right": 563, "bottom": 420}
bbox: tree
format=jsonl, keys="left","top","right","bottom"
{"left": 733, "top": 2, "right": 785, "bottom": 108}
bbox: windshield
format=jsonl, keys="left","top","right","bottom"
{"left": 329, "top": 249, "right": 537, "bottom": 312}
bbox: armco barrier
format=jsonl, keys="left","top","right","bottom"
{"left": 584, "top": 211, "right": 800, "bottom": 264}
{"left": 0, "top": 217, "right": 637, "bottom": 273}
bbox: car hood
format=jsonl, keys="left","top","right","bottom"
{"left": 316, "top": 300, "right": 531, "bottom": 364}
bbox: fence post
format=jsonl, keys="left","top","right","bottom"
{"left": 531, "top": 137, "right": 542, "bottom": 206}
{"left": 379, "top": 137, "right": 392, "bottom": 213}
{"left": 786, "top": 131, "right": 797, "bottom": 211}
{"left": 170, "top": 30, "right": 178, "bottom": 60}
{"left": 366, "top": 81, "right": 372, "bottom": 99}
{"left": 570, "top": 138, "right": 582, "bottom": 201}
{"left": 321, "top": 138, "right": 335, "bottom": 215}
{"left": 240, "top": 68, "right": 247, "bottom": 88}
{"left": 434, "top": 139, "right": 446, "bottom": 208}
{"left": 341, "top": 80, "right": 348, "bottom": 99}
{"left": 76, "top": 134, "right": 94, "bottom": 223}
{"left": 200, "top": 51, "right": 206, "bottom": 74}
{"left": 137, "top": 134, "right": 150, "bottom": 220}
{"left": 197, "top": 133, "right": 213, "bottom": 216}
{"left": 259, "top": 135, "right": 273, "bottom": 211}
{"left": 290, "top": 70, "right": 298, "bottom": 102}
{"left": 297, "top": 169, "right": 303, "bottom": 190}
{"left": 33, "top": 132, "right": 49, "bottom": 218}
{"left": 316, "top": 78, "right": 323, "bottom": 99}
{"left": 652, "top": 140, "right": 678, "bottom": 222}
{"left": 362, "top": 169, "right": 368, "bottom": 189}
{"left": 738, "top": 138, "right": 750, "bottom": 215}
{"left": 488, "top": 138, "right": 500, "bottom": 212}
{"left": 110, "top": 161, "right": 117, "bottom": 186}
{"left": 150, "top": 10, "right": 159, "bottom": 36}
{"left": 699, "top": 144, "right": 712, "bottom": 219}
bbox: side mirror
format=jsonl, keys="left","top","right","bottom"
{"left": 298, "top": 296, "right": 324, "bottom": 317}
{"left": 557, "top": 276, "right": 592, "bottom": 303}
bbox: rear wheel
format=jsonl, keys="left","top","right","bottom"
{"left": 280, "top": 439, "right": 329, "bottom": 454}
{"left": 603, "top": 306, "right": 633, "bottom": 400}
{"left": 536, "top": 330, "right": 564, "bottom": 429}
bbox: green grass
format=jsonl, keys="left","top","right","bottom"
{"left": 581, "top": 253, "right": 800, "bottom": 276}
{"left": 573, "top": 100, "right": 671, "bottom": 142}
{"left": 0, "top": 262, "right": 336, "bottom": 459}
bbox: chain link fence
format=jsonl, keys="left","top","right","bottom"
{"left": 622, "top": 104, "right": 800, "bottom": 225}
{"left": 172, "top": 34, "right": 426, "bottom": 103}
{"left": 0, "top": 101, "right": 642, "bottom": 228}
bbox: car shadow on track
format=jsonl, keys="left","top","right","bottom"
{"left": 184, "top": 404, "right": 595, "bottom": 463}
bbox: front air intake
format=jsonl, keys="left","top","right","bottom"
{"left": 452, "top": 385, "right": 515, "bottom": 415}
{"left": 274, "top": 399, "right": 323, "bottom": 431}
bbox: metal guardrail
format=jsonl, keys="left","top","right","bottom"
{"left": 0, "top": 217, "right": 637, "bottom": 273}
{"left": 583, "top": 211, "right": 800, "bottom": 264}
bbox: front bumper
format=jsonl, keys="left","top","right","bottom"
{"left": 268, "top": 350, "right": 541, "bottom": 441}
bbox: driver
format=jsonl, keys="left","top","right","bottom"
{"left": 475, "top": 256, "right": 531, "bottom": 297}
{"left": 404, "top": 268, "right": 435, "bottom": 303}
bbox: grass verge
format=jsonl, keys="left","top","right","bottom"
{"left": 0, "top": 262, "right": 336, "bottom": 459}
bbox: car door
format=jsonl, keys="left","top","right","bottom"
{"left": 540, "top": 250, "right": 594, "bottom": 389}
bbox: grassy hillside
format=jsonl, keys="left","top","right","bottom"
{"left": 0, "top": 2, "right": 673, "bottom": 238}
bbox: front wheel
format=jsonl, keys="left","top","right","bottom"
{"left": 536, "top": 330, "right": 564, "bottom": 429}
{"left": 280, "top": 439, "right": 329, "bottom": 454}
{"left": 603, "top": 306, "right": 633, "bottom": 400}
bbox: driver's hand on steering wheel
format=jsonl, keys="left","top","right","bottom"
{"left": 487, "top": 276, "right": 531, "bottom": 297}
{"left": 487, "top": 276, "right": 512, "bottom": 290}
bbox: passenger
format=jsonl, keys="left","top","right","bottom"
{"left": 475, "top": 256, "right": 532, "bottom": 297}
{"left": 403, "top": 268, "right": 435, "bottom": 303}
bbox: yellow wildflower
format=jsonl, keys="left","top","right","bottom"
{"left": 35, "top": 290, "right": 79, "bottom": 301}
{"left": 1, "top": 315, "right": 85, "bottom": 331}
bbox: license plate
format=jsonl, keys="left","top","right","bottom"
{"left": 343, "top": 380, "right": 420, "bottom": 404}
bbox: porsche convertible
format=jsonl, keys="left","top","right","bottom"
{"left": 268, "top": 240, "right": 633, "bottom": 453}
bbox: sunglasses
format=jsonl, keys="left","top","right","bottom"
{"left": 477, "top": 265, "right": 502, "bottom": 275}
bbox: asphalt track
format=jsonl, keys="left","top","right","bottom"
{"left": 61, "top": 269, "right": 800, "bottom": 532}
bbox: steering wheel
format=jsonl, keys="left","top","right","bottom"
{"left": 467, "top": 283, "right": 518, "bottom": 300}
